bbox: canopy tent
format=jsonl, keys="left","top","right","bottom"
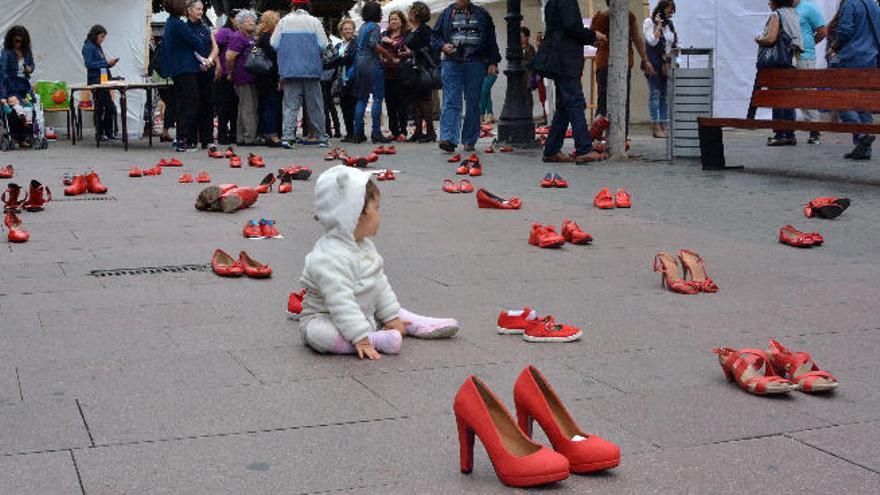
{"left": 649, "top": 0, "right": 841, "bottom": 118}
{"left": 0, "top": 0, "right": 150, "bottom": 139}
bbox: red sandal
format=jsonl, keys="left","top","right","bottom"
{"left": 712, "top": 347, "right": 798, "bottom": 395}
{"left": 653, "top": 253, "right": 699, "bottom": 294}
{"left": 678, "top": 250, "right": 719, "bottom": 293}
{"left": 767, "top": 340, "right": 839, "bottom": 393}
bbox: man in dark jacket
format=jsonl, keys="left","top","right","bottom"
{"left": 539, "top": 0, "right": 606, "bottom": 162}
{"left": 432, "top": 0, "right": 502, "bottom": 152}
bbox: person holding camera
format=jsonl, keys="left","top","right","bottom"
{"left": 643, "top": 0, "right": 677, "bottom": 139}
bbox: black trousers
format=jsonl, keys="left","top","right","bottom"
{"left": 175, "top": 72, "right": 214, "bottom": 147}
{"left": 213, "top": 77, "right": 237, "bottom": 144}
{"left": 410, "top": 92, "right": 434, "bottom": 135}
{"left": 159, "top": 87, "right": 176, "bottom": 129}
{"left": 384, "top": 78, "right": 409, "bottom": 137}
{"left": 595, "top": 68, "right": 631, "bottom": 137}
{"left": 341, "top": 91, "right": 357, "bottom": 137}
{"left": 93, "top": 89, "right": 118, "bottom": 139}
{"left": 321, "top": 81, "right": 341, "bottom": 136}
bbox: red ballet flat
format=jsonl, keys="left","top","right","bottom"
{"left": 178, "top": 173, "right": 194, "bottom": 183}
{"left": 448, "top": 153, "right": 462, "bottom": 163}
{"left": 614, "top": 189, "right": 631, "bottom": 208}
{"left": 195, "top": 172, "right": 211, "bottom": 183}
{"left": 779, "top": 225, "right": 816, "bottom": 248}
{"left": 211, "top": 249, "right": 244, "bottom": 277}
{"left": 459, "top": 179, "right": 474, "bottom": 193}
{"left": 239, "top": 251, "right": 272, "bottom": 278}
{"left": 443, "top": 179, "right": 460, "bottom": 193}
{"left": 129, "top": 167, "right": 143, "bottom": 177}
{"left": 477, "top": 188, "right": 522, "bottom": 210}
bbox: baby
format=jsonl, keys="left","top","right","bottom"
{"left": 299, "top": 166, "right": 459, "bottom": 359}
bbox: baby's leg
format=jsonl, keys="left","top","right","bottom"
{"left": 300, "top": 315, "right": 402, "bottom": 355}
{"left": 398, "top": 308, "right": 460, "bottom": 339}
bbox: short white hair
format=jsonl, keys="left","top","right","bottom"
{"left": 235, "top": 9, "right": 257, "bottom": 26}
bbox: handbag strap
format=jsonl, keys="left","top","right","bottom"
{"left": 345, "top": 22, "right": 374, "bottom": 81}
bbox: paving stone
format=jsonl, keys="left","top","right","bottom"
{"left": 0, "top": 451, "right": 83, "bottom": 495}
{"left": 0, "top": 400, "right": 90, "bottom": 455}
{"left": 0, "top": 367, "right": 20, "bottom": 408}
{"left": 791, "top": 421, "right": 880, "bottom": 473}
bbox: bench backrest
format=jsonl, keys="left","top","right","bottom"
{"left": 747, "top": 68, "right": 880, "bottom": 119}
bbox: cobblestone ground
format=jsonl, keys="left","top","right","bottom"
{"left": 1, "top": 127, "right": 878, "bottom": 494}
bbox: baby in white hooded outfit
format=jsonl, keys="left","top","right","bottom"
{"left": 299, "top": 166, "right": 459, "bottom": 359}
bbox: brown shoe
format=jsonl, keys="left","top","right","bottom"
{"left": 575, "top": 151, "right": 608, "bottom": 163}
{"left": 542, "top": 152, "right": 574, "bottom": 163}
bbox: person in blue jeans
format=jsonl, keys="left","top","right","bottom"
{"left": 829, "top": 0, "right": 880, "bottom": 160}
{"left": 539, "top": 0, "right": 607, "bottom": 163}
{"left": 432, "top": 0, "right": 501, "bottom": 152}
{"left": 347, "top": 2, "right": 392, "bottom": 144}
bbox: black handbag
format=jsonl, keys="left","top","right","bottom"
{"left": 531, "top": 30, "right": 563, "bottom": 79}
{"left": 756, "top": 13, "right": 793, "bottom": 69}
{"left": 400, "top": 48, "right": 442, "bottom": 90}
{"left": 245, "top": 45, "right": 273, "bottom": 75}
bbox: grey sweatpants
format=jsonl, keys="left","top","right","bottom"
{"left": 234, "top": 83, "right": 259, "bottom": 144}
{"left": 796, "top": 59, "right": 819, "bottom": 125}
{"left": 282, "top": 78, "right": 327, "bottom": 141}
{"left": 299, "top": 313, "right": 377, "bottom": 354}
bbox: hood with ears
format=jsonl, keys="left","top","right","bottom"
{"left": 314, "top": 165, "right": 371, "bottom": 241}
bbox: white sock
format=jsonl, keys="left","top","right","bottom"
{"left": 571, "top": 435, "right": 588, "bottom": 442}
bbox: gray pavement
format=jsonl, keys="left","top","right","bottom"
{"left": 1, "top": 127, "right": 879, "bottom": 494}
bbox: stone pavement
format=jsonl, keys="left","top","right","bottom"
{"left": 1, "top": 128, "right": 879, "bottom": 494}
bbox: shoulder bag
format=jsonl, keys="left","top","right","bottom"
{"left": 343, "top": 22, "right": 374, "bottom": 86}
{"left": 756, "top": 13, "right": 793, "bottom": 69}
{"left": 400, "top": 48, "right": 442, "bottom": 90}
{"left": 245, "top": 44, "right": 273, "bottom": 75}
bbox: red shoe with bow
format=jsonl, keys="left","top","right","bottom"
{"left": 779, "top": 225, "right": 816, "bottom": 248}
{"left": 515, "top": 365, "right": 619, "bottom": 472}
{"left": 678, "top": 250, "right": 719, "bottom": 293}
{"left": 653, "top": 252, "right": 699, "bottom": 294}
{"left": 454, "top": 375, "right": 570, "bottom": 487}
{"left": 239, "top": 251, "right": 272, "bottom": 278}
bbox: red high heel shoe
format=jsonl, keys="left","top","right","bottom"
{"left": 678, "top": 250, "right": 719, "bottom": 293}
{"left": 3, "top": 211, "right": 29, "bottom": 243}
{"left": 454, "top": 375, "right": 570, "bottom": 487}
{"left": 767, "top": 340, "right": 839, "bottom": 393}
{"left": 514, "top": 365, "right": 620, "bottom": 473}
{"left": 256, "top": 173, "right": 276, "bottom": 193}
{"left": 22, "top": 180, "right": 51, "bottom": 212}
{"left": 277, "top": 172, "right": 293, "bottom": 193}
{"left": 2, "top": 183, "right": 27, "bottom": 212}
{"left": 85, "top": 171, "right": 108, "bottom": 194}
{"left": 653, "top": 253, "right": 699, "bottom": 294}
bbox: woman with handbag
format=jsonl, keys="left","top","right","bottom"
{"left": 643, "top": 1, "right": 677, "bottom": 139}
{"left": 255, "top": 11, "right": 283, "bottom": 146}
{"left": 226, "top": 10, "right": 260, "bottom": 146}
{"left": 756, "top": 0, "right": 803, "bottom": 147}
{"left": 381, "top": 10, "right": 411, "bottom": 141}
{"left": 402, "top": 2, "right": 436, "bottom": 143}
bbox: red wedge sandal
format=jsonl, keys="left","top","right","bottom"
{"left": 712, "top": 347, "right": 798, "bottom": 395}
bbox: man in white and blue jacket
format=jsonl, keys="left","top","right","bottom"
{"left": 271, "top": 0, "right": 330, "bottom": 148}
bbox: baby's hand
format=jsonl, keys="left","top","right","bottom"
{"left": 355, "top": 337, "right": 381, "bottom": 360}
{"left": 383, "top": 318, "right": 409, "bottom": 337}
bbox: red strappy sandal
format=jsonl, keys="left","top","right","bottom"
{"left": 712, "top": 347, "right": 798, "bottom": 395}
{"left": 678, "top": 250, "right": 719, "bottom": 293}
{"left": 767, "top": 340, "right": 839, "bottom": 393}
{"left": 653, "top": 253, "right": 699, "bottom": 294}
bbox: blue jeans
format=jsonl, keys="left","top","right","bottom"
{"left": 258, "top": 89, "right": 281, "bottom": 138}
{"left": 440, "top": 60, "right": 486, "bottom": 146}
{"left": 543, "top": 76, "right": 592, "bottom": 157}
{"left": 772, "top": 108, "right": 796, "bottom": 139}
{"left": 354, "top": 76, "right": 385, "bottom": 137}
{"left": 840, "top": 110, "right": 874, "bottom": 147}
{"left": 479, "top": 74, "right": 497, "bottom": 116}
{"left": 647, "top": 77, "right": 668, "bottom": 123}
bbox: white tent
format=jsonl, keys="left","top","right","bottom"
{"left": 0, "top": 0, "right": 150, "bottom": 139}
{"left": 650, "top": 0, "right": 841, "bottom": 118}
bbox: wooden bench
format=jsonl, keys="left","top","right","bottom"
{"left": 697, "top": 68, "right": 880, "bottom": 170}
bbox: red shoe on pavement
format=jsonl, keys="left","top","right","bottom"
{"left": 229, "top": 155, "right": 242, "bottom": 168}
{"left": 243, "top": 219, "right": 264, "bottom": 239}
{"left": 614, "top": 189, "right": 631, "bottom": 208}
{"left": 459, "top": 179, "right": 474, "bottom": 193}
{"left": 468, "top": 158, "right": 482, "bottom": 177}
{"left": 211, "top": 249, "right": 244, "bottom": 277}
{"left": 593, "top": 188, "right": 615, "bottom": 209}
{"left": 85, "top": 171, "right": 108, "bottom": 194}
{"left": 2, "top": 183, "right": 26, "bottom": 212}
{"left": 277, "top": 171, "right": 293, "bottom": 193}
{"left": 384, "top": 145, "right": 397, "bottom": 155}
{"left": 195, "top": 172, "right": 211, "bottom": 183}
{"left": 448, "top": 154, "right": 462, "bottom": 163}
{"left": 225, "top": 146, "right": 236, "bottom": 158}
{"left": 523, "top": 316, "right": 582, "bottom": 342}
{"left": 248, "top": 153, "right": 265, "bottom": 168}
{"left": 3, "top": 211, "right": 29, "bottom": 243}
{"left": 442, "top": 179, "right": 460, "bottom": 193}
{"left": 23, "top": 180, "right": 51, "bottom": 212}
{"left": 378, "top": 169, "right": 395, "bottom": 181}
{"left": 497, "top": 308, "right": 537, "bottom": 334}
{"left": 552, "top": 174, "right": 568, "bottom": 188}
{"left": 239, "top": 251, "right": 272, "bottom": 278}
{"left": 159, "top": 158, "right": 183, "bottom": 167}
{"left": 529, "top": 223, "right": 566, "bottom": 249}
{"left": 221, "top": 186, "right": 259, "bottom": 212}
{"left": 260, "top": 218, "right": 283, "bottom": 238}
{"left": 178, "top": 173, "right": 194, "bottom": 183}
{"left": 129, "top": 167, "right": 143, "bottom": 177}
{"left": 560, "top": 219, "right": 593, "bottom": 244}
{"left": 477, "top": 189, "right": 522, "bottom": 210}
{"left": 208, "top": 145, "right": 223, "bottom": 159}
{"left": 64, "top": 174, "right": 87, "bottom": 196}
{"left": 456, "top": 162, "right": 469, "bottom": 175}
{"left": 803, "top": 197, "right": 850, "bottom": 219}
{"left": 373, "top": 145, "right": 386, "bottom": 155}
{"left": 0, "top": 165, "right": 13, "bottom": 179}
{"left": 366, "top": 152, "right": 380, "bottom": 163}
{"left": 540, "top": 173, "right": 554, "bottom": 188}
{"left": 256, "top": 173, "right": 276, "bottom": 194}
{"left": 779, "top": 225, "right": 817, "bottom": 248}
{"left": 287, "top": 289, "right": 306, "bottom": 320}
{"left": 142, "top": 165, "right": 162, "bottom": 176}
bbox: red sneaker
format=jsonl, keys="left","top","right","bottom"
{"left": 477, "top": 188, "right": 522, "bottom": 210}
{"left": 497, "top": 308, "right": 537, "bottom": 334}
{"left": 540, "top": 173, "right": 554, "bottom": 188}
{"left": 594, "top": 188, "right": 615, "bottom": 209}
{"left": 23, "top": 180, "right": 51, "bottom": 212}
{"left": 243, "top": 220, "right": 264, "bottom": 238}
{"left": 85, "top": 171, "right": 108, "bottom": 194}
{"left": 614, "top": 189, "right": 631, "bottom": 208}
{"left": 129, "top": 167, "right": 143, "bottom": 177}
{"left": 211, "top": 249, "right": 244, "bottom": 277}
{"left": 229, "top": 155, "right": 242, "bottom": 168}
{"left": 523, "top": 316, "right": 582, "bottom": 343}
{"left": 260, "top": 218, "right": 283, "bottom": 238}
{"left": 248, "top": 153, "right": 265, "bottom": 168}
{"left": 239, "top": 251, "right": 272, "bottom": 278}
{"left": 561, "top": 219, "right": 593, "bottom": 245}
{"left": 178, "top": 173, "right": 194, "bottom": 183}
{"left": 64, "top": 174, "right": 87, "bottom": 196}
{"left": 552, "top": 174, "right": 568, "bottom": 188}
{"left": 0, "top": 165, "right": 13, "bottom": 179}
{"left": 529, "top": 223, "right": 566, "bottom": 249}
{"left": 287, "top": 289, "right": 306, "bottom": 320}
{"left": 196, "top": 172, "right": 211, "bottom": 183}
{"left": 448, "top": 154, "right": 462, "bottom": 163}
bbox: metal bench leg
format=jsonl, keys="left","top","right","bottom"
{"left": 699, "top": 125, "right": 742, "bottom": 171}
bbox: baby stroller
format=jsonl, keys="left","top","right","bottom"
{"left": 1, "top": 76, "right": 48, "bottom": 151}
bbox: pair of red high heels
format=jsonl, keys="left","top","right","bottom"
{"left": 255, "top": 172, "right": 293, "bottom": 194}
{"left": 653, "top": 250, "right": 719, "bottom": 294}
{"left": 455, "top": 365, "right": 620, "bottom": 487}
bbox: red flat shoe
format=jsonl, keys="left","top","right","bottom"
{"left": 379, "top": 169, "right": 395, "bottom": 181}
{"left": 456, "top": 162, "right": 469, "bottom": 175}
{"left": 211, "top": 249, "right": 244, "bottom": 277}
{"left": 468, "top": 161, "right": 482, "bottom": 177}
{"left": 277, "top": 171, "right": 293, "bottom": 193}
{"left": 243, "top": 220, "right": 264, "bottom": 239}
{"left": 64, "top": 174, "right": 87, "bottom": 196}
{"left": 143, "top": 165, "right": 162, "bottom": 176}
{"left": 2, "top": 183, "right": 27, "bottom": 212}
{"left": 448, "top": 154, "right": 462, "bottom": 163}
{"left": 3, "top": 211, "right": 29, "bottom": 243}
{"left": 195, "top": 172, "right": 211, "bottom": 183}
{"left": 239, "top": 251, "right": 272, "bottom": 278}
{"left": 593, "top": 188, "right": 615, "bottom": 209}
{"left": 384, "top": 145, "right": 397, "bottom": 155}
{"left": 497, "top": 308, "right": 536, "bottom": 334}
{"left": 653, "top": 253, "right": 700, "bottom": 294}
{"left": 523, "top": 317, "right": 582, "bottom": 342}
{"left": 477, "top": 188, "right": 522, "bottom": 210}
{"left": 158, "top": 158, "right": 182, "bottom": 167}
{"left": 767, "top": 339, "right": 839, "bottom": 393}
{"left": 208, "top": 145, "right": 223, "bottom": 159}
{"left": 373, "top": 145, "right": 386, "bottom": 155}
{"left": 366, "top": 152, "right": 380, "bottom": 163}
{"left": 129, "top": 167, "right": 143, "bottom": 177}
{"left": 248, "top": 153, "right": 265, "bottom": 168}
{"left": 552, "top": 174, "right": 568, "bottom": 188}
{"left": 22, "top": 180, "right": 51, "bottom": 212}
{"left": 324, "top": 149, "right": 339, "bottom": 161}
{"left": 459, "top": 179, "right": 474, "bottom": 193}
{"left": 224, "top": 146, "right": 236, "bottom": 158}
{"left": 678, "top": 250, "right": 718, "bottom": 293}
{"left": 779, "top": 225, "right": 816, "bottom": 248}
{"left": 0, "top": 165, "right": 14, "bottom": 178}
{"left": 288, "top": 289, "right": 306, "bottom": 320}
{"left": 229, "top": 155, "right": 242, "bottom": 168}
{"left": 614, "top": 189, "right": 631, "bottom": 208}
{"left": 561, "top": 219, "right": 593, "bottom": 244}
{"left": 255, "top": 173, "right": 275, "bottom": 194}
{"left": 803, "top": 197, "right": 850, "bottom": 219}
{"left": 443, "top": 179, "right": 460, "bottom": 193}
{"left": 529, "top": 223, "right": 565, "bottom": 249}
{"left": 260, "top": 218, "right": 283, "bottom": 238}
{"left": 285, "top": 166, "right": 312, "bottom": 181}
{"left": 85, "top": 171, "right": 108, "bottom": 194}
{"left": 805, "top": 231, "right": 824, "bottom": 245}
{"left": 540, "top": 173, "right": 554, "bottom": 188}
{"left": 515, "top": 366, "right": 619, "bottom": 472}
{"left": 178, "top": 173, "right": 194, "bottom": 183}
{"left": 454, "top": 376, "right": 570, "bottom": 487}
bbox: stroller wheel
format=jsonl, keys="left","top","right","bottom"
{"left": 36, "top": 137, "right": 48, "bottom": 150}
{"left": 0, "top": 137, "right": 13, "bottom": 152}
